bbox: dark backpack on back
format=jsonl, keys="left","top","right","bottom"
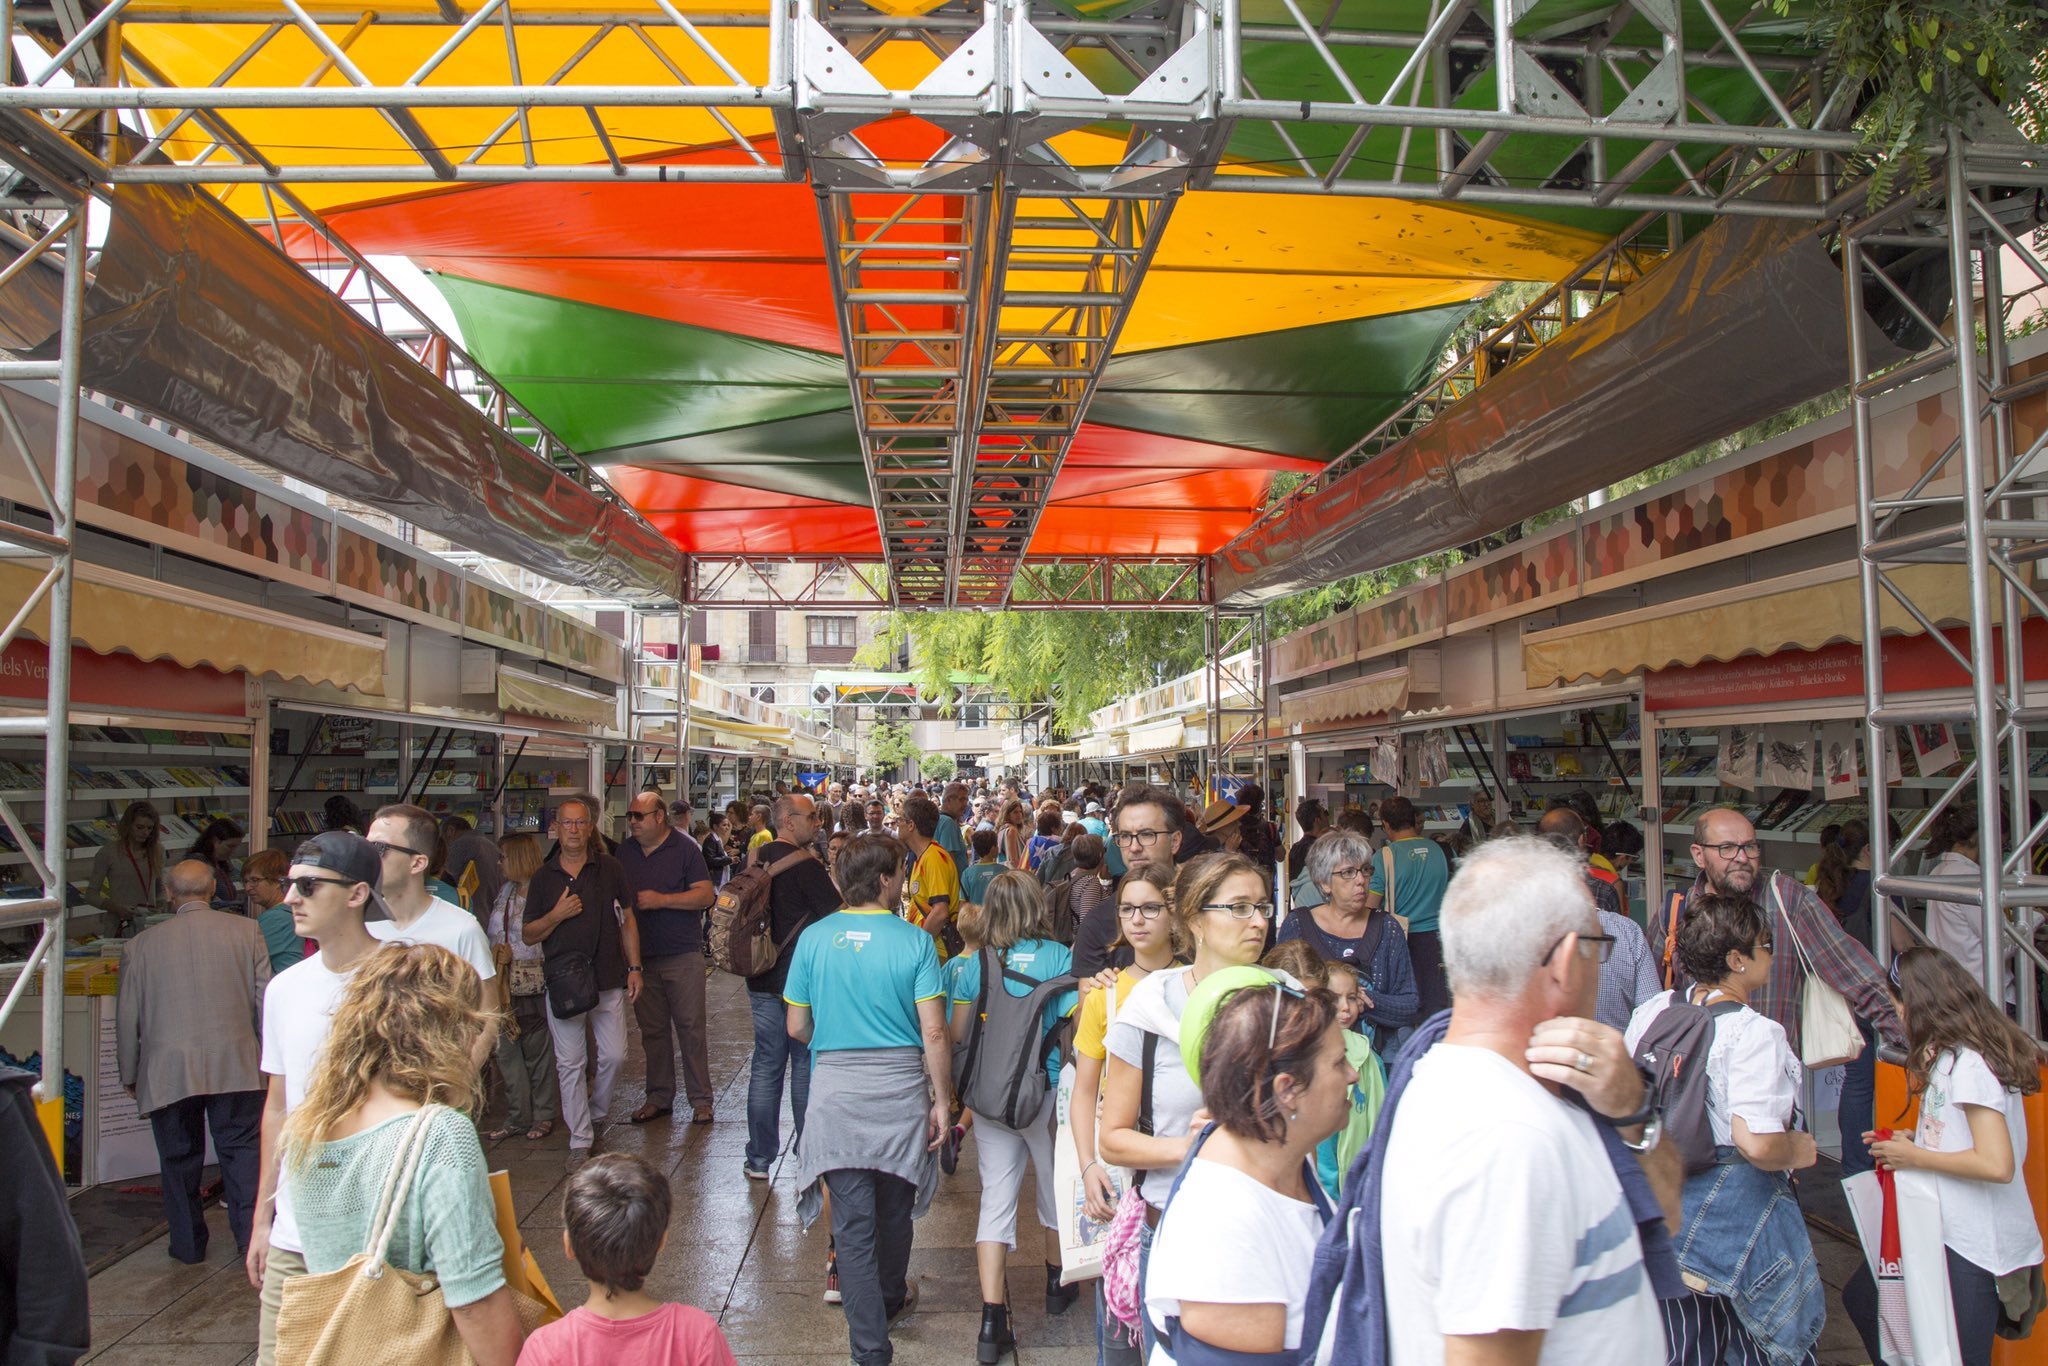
{"left": 1043, "top": 875, "right": 1079, "bottom": 945}
{"left": 953, "top": 947, "right": 1078, "bottom": 1130}
{"left": 1631, "top": 994, "right": 1744, "bottom": 1175}
{"left": 708, "top": 848, "right": 815, "bottom": 978}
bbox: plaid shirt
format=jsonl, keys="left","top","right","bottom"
{"left": 1589, "top": 874, "right": 1661, "bottom": 1032}
{"left": 1651, "top": 870, "right": 1905, "bottom": 1051}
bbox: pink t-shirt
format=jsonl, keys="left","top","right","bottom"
{"left": 516, "top": 1303, "right": 737, "bottom": 1366}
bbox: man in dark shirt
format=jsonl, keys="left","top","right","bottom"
{"left": 620, "top": 791, "right": 717, "bottom": 1126}
{"left": 523, "top": 796, "right": 641, "bottom": 1169}
{"left": 743, "top": 792, "right": 841, "bottom": 1180}
{"left": 1073, "top": 783, "right": 1187, "bottom": 977}
{"left": 1288, "top": 798, "right": 1329, "bottom": 884}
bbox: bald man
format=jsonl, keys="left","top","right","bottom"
{"left": 1538, "top": 808, "right": 1658, "bottom": 1031}
{"left": 116, "top": 859, "right": 271, "bottom": 1263}
{"left": 1650, "top": 808, "right": 1902, "bottom": 1056}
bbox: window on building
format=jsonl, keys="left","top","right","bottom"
{"left": 959, "top": 702, "right": 988, "bottom": 730}
{"left": 808, "top": 616, "right": 858, "bottom": 648}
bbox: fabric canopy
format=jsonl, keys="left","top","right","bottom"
{"left": 1522, "top": 564, "right": 1982, "bottom": 689}
{"left": 1278, "top": 670, "right": 1411, "bottom": 728}
{"left": 1124, "top": 719, "right": 1186, "bottom": 755}
{"left": 497, "top": 668, "right": 617, "bottom": 729}
{"left": 2, "top": 560, "right": 387, "bottom": 694}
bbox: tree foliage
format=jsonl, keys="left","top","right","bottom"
{"left": 863, "top": 718, "right": 918, "bottom": 776}
{"left": 919, "top": 751, "right": 957, "bottom": 781}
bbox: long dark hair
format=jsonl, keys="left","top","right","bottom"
{"left": 1893, "top": 946, "right": 2041, "bottom": 1105}
{"left": 1928, "top": 806, "right": 1981, "bottom": 859}
{"left": 1814, "top": 818, "right": 1870, "bottom": 911}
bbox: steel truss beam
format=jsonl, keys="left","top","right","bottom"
{"left": 1204, "top": 609, "right": 1266, "bottom": 798}
{"left": 681, "top": 554, "right": 1212, "bottom": 609}
{"left": 1848, "top": 136, "right": 2048, "bottom": 1038}
{"left": 0, "top": 206, "right": 84, "bottom": 1152}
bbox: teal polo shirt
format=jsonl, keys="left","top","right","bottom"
{"left": 949, "top": 939, "right": 1077, "bottom": 1087}
{"left": 783, "top": 908, "right": 944, "bottom": 1052}
{"left": 1370, "top": 836, "right": 1451, "bottom": 933}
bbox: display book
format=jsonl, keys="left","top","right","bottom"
{"left": 0, "top": 725, "right": 251, "bottom": 885}
{"left": 1500, "top": 708, "right": 1642, "bottom": 829}
{"left": 267, "top": 712, "right": 581, "bottom": 839}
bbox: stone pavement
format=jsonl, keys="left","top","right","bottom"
{"left": 77, "top": 969, "right": 1875, "bottom": 1364}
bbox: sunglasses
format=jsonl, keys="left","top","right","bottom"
{"left": 626, "top": 809, "right": 661, "bottom": 822}
{"left": 370, "top": 839, "right": 425, "bottom": 859}
{"left": 287, "top": 874, "right": 358, "bottom": 897}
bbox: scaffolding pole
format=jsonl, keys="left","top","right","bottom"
{"left": 0, "top": 208, "right": 84, "bottom": 1156}
{"left": 1847, "top": 133, "right": 2048, "bottom": 1035}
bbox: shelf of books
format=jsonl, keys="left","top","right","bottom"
{"left": 266, "top": 710, "right": 589, "bottom": 843}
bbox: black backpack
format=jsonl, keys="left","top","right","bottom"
{"left": 1631, "top": 993, "right": 1744, "bottom": 1175}
{"left": 952, "top": 947, "right": 1077, "bottom": 1129}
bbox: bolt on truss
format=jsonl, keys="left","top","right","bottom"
{"left": 0, "top": 205, "right": 85, "bottom": 1144}
{"left": 1204, "top": 608, "right": 1266, "bottom": 798}
{"left": 1847, "top": 129, "right": 2048, "bottom": 1036}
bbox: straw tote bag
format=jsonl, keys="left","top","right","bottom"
{"left": 276, "top": 1106, "right": 548, "bottom": 1366}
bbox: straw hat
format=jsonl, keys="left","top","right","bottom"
{"left": 1197, "top": 799, "right": 1249, "bottom": 835}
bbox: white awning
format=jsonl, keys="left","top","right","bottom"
{"left": 1124, "top": 719, "right": 1186, "bottom": 755}
{"left": 1278, "top": 669, "right": 1411, "bottom": 728}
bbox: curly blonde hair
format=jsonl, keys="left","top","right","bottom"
{"left": 282, "top": 943, "right": 489, "bottom": 1171}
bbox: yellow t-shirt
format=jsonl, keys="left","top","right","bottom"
{"left": 906, "top": 842, "right": 959, "bottom": 928}
{"left": 1074, "top": 967, "right": 1143, "bottom": 1061}
{"left": 748, "top": 828, "right": 773, "bottom": 859}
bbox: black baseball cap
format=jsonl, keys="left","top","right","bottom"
{"left": 290, "top": 831, "right": 391, "bottom": 919}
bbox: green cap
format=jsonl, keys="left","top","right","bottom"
{"left": 1179, "top": 965, "right": 1288, "bottom": 1088}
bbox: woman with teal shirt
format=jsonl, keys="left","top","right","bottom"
{"left": 242, "top": 849, "right": 303, "bottom": 972}
{"left": 949, "top": 871, "right": 1079, "bottom": 1359}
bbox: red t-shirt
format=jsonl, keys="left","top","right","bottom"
{"left": 516, "top": 1304, "right": 736, "bottom": 1366}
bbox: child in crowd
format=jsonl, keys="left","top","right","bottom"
{"left": 516, "top": 1154, "right": 739, "bottom": 1366}
{"left": 1261, "top": 943, "right": 1384, "bottom": 1199}
{"left": 937, "top": 903, "right": 983, "bottom": 1174}
{"left": 959, "top": 827, "right": 1002, "bottom": 908}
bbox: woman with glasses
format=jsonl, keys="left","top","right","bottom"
{"left": 1277, "top": 828, "right": 1418, "bottom": 1057}
{"left": 1142, "top": 969, "right": 1352, "bottom": 1366}
{"left": 1624, "top": 892, "right": 1822, "bottom": 1366}
{"left": 1069, "top": 861, "right": 1180, "bottom": 1366}
{"left": 1096, "top": 853, "right": 1272, "bottom": 1358}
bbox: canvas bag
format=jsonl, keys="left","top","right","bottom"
{"left": 1053, "top": 974, "right": 1122, "bottom": 1285}
{"left": 707, "top": 848, "right": 815, "bottom": 978}
{"left": 1774, "top": 875, "right": 1864, "bottom": 1069}
{"left": 1845, "top": 1150, "right": 1961, "bottom": 1366}
{"left": 276, "top": 1107, "right": 553, "bottom": 1366}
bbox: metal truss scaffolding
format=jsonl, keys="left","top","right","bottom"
{"left": 0, "top": 206, "right": 84, "bottom": 1144}
{"left": 626, "top": 607, "right": 691, "bottom": 800}
{"left": 1847, "top": 130, "right": 2048, "bottom": 1035}
{"left": 1203, "top": 609, "right": 1266, "bottom": 800}
{"left": 682, "top": 554, "right": 1211, "bottom": 610}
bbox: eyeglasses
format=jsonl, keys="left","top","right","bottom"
{"left": 1539, "top": 929, "right": 1616, "bottom": 965}
{"left": 1328, "top": 865, "right": 1370, "bottom": 883}
{"left": 1200, "top": 900, "right": 1274, "bottom": 921}
{"left": 1751, "top": 937, "right": 1775, "bottom": 955}
{"left": 369, "top": 840, "right": 424, "bottom": 859}
{"left": 1113, "top": 828, "right": 1170, "bottom": 847}
{"left": 287, "top": 874, "right": 357, "bottom": 897}
{"left": 1696, "top": 840, "right": 1762, "bottom": 860}
{"left": 1118, "top": 900, "right": 1168, "bottom": 920}
{"left": 558, "top": 818, "right": 592, "bottom": 830}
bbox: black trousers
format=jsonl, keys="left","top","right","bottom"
{"left": 1407, "top": 929, "right": 1452, "bottom": 1019}
{"left": 825, "top": 1168, "right": 916, "bottom": 1366}
{"left": 148, "top": 1090, "right": 264, "bottom": 1263}
{"left": 1844, "top": 1245, "right": 2004, "bottom": 1366}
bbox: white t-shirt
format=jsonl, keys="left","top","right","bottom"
{"left": 1625, "top": 990, "right": 1800, "bottom": 1146}
{"left": 1916, "top": 1047, "right": 2045, "bottom": 1275}
{"left": 1103, "top": 968, "right": 1202, "bottom": 1209}
{"left": 259, "top": 953, "right": 358, "bottom": 1254}
{"left": 368, "top": 897, "right": 497, "bottom": 981}
{"left": 1145, "top": 1158, "right": 1327, "bottom": 1364}
{"left": 1375, "top": 1045, "right": 1663, "bottom": 1366}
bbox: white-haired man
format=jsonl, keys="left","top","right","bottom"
{"left": 1311, "top": 837, "right": 1679, "bottom": 1366}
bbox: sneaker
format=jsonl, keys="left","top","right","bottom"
{"left": 743, "top": 1163, "right": 770, "bottom": 1182}
{"left": 566, "top": 1148, "right": 591, "bottom": 1173}
{"left": 939, "top": 1123, "right": 963, "bottom": 1175}
{"left": 886, "top": 1277, "right": 920, "bottom": 1329}
{"left": 823, "top": 1253, "right": 841, "bottom": 1304}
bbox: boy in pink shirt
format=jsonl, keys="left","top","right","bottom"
{"left": 517, "top": 1154, "right": 738, "bottom": 1366}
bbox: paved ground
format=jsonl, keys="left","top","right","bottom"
{"left": 80, "top": 970, "right": 1875, "bottom": 1364}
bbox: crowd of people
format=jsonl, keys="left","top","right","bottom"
{"left": 11, "top": 767, "right": 2037, "bottom": 1366}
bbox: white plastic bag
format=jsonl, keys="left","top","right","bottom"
{"left": 1775, "top": 878, "right": 1862, "bottom": 1069}
{"left": 1844, "top": 1167, "right": 1961, "bottom": 1366}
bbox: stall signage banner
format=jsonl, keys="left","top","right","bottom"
{"left": 1644, "top": 622, "right": 2048, "bottom": 713}
{"left": 0, "top": 640, "right": 244, "bottom": 716}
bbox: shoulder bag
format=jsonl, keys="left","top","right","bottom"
{"left": 1381, "top": 843, "right": 1407, "bottom": 933}
{"left": 494, "top": 887, "right": 545, "bottom": 1001}
{"left": 274, "top": 1106, "right": 551, "bottom": 1366}
{"left": 1776, "top": 874, "right": 1863, "bottom": 1070}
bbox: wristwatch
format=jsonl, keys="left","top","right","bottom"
{"left": 626, "top": 964, "right": 643, "bottom": 973}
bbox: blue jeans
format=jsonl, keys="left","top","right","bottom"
{"left": 1838, "top": 1021, "right": 1877, "bottom": 1176}
{"left": 747, "top": 989, "right": 812, "bottom": 1171}
{"left": 1134, "top": 1215, "right": 1159, "bottom": 1361}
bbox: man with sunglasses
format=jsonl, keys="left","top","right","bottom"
{"left": 620, "top": 790, "right": 717, "bottom": 1127}
{"left": 245, "top": 832, "right": 389, "bottom": 1366}
{"left": 364, "top": 803, "right": 498, "bottom": 989}
{"left": 1649, "top": 808, "right": 1901, "bottom": 1060}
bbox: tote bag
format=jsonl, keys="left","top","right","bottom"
{"left": 1844, "top": 1154, "right": 1961, "bottom": 1366}
{"left": 1775, "top": 877, "right": 1862, "bottom": 1069}
{"left": 1054, "top": 978, "right": 1121, "bottom": 1285}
